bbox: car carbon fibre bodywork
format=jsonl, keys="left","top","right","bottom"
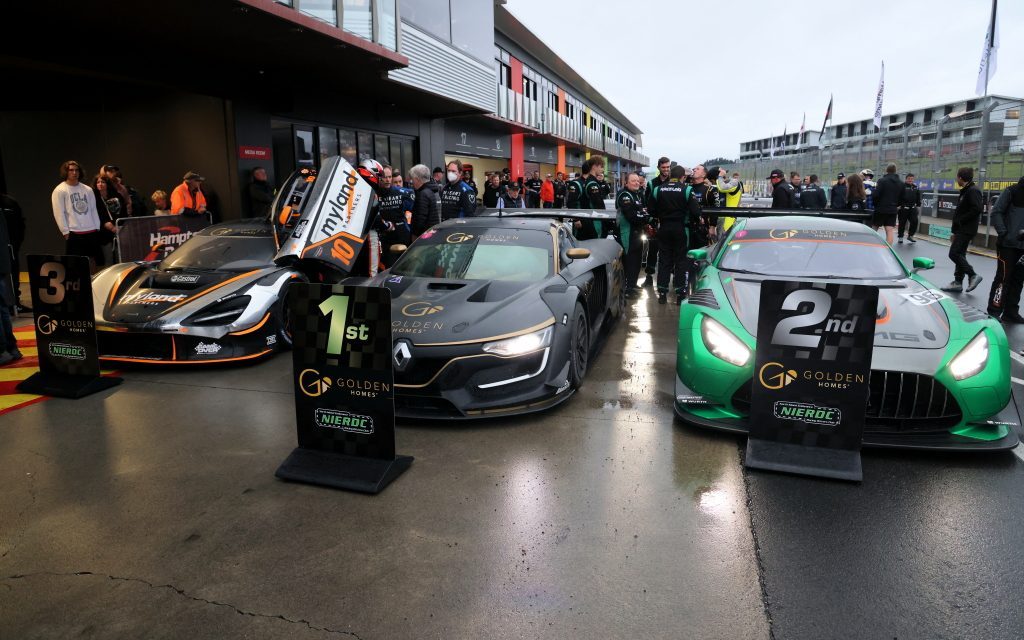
{"left": 675, "top": 215, "right": 1019, "bottom": 451}
{"left": 363, "top": 214, "right": 624, "bottom": 419}
{"left": 92, "top": 219, "right": 303, "bottom": 364}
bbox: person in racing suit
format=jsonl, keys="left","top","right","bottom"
{"left": 643, "top": 157, "right": 672, "bottom": 288}
{"left": 440, "top": 159, "right": 477, "bottom": 220}
{"left": 652, "top": 165, "right": 701, "bottom": 305}
{"left": 616, "top": 172, "right": 648, "bottom": 297}
{"left": 574, "top": 157, "right": 610, "bottom": 240}
{"left": 687, "top": 164, "right": 720, "bottom": 291}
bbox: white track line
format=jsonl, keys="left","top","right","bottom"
{"left": 1011, "top": 351, "right": 1024, "bottom": 367}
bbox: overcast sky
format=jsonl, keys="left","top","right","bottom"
{"left": 505, "top": 0, "right": 1023, "bottom": 167}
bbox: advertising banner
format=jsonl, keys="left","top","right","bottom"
{"left": 745, "top": 280, "right": 878, "bottom": 481}
{"left": 276, "top": 284, "right": 411, "bottom": 493}
{"left": 116, "top": 214, "right": 212, "bottom": 263}
{"left": 18, "top": 255, "right": 122, "bottom": 398}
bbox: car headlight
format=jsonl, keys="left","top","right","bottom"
{"left": 948, "top": 331, "right": 988, "bottom": 380}
{"left": 184, "top": 295, "right": 251, "bottom": 326}
{"left": 700, "top": 315, "right": 751, "bottom": 367}
{"left": 483, "top": 326, "right": 553, "bottom": 356}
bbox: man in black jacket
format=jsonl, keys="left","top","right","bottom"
{"left": 0, "top": 193, "right": 26, "bottom": 313}
{"left": 616, "top": 172, "right": 648, "bottom": 297}
{"left": 872, "top": 164, "right": 902, "bottom": 245}
{"left": 768, "top": 169, "right": 794, "bottom": 209}
{"left": 409, "top": 164, "right": 440, "bottom": 237}
{"left": 897, "top": 173, "right": 922, "bottom": 244}
{"left": 986, "top": 177, "right": 1024, "bottom": 321}
{"left": 642, "top": 157, "right": 672, "bottom": 288}
{"left": 830, "top": 174, "right": 847, "bottom": 210}
{"left": 482, "top": 173, "right": 502, "bottom": 208}
{"left": 652, "top": 165, "right": 701, "bottom": 305}
{"left": 552, "top": 172, "right": 567, "bottom": 209}
{"left": 941, "top": 167, "right": 984, "bottom": 293}
{"left": 801, "top": 175, "right": 828, "bottom": 211}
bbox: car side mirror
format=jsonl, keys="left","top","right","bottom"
{"left": 566, "top": 248, "right": 591, "bottom": 260}
{"left": 390, "top": 244, "right": 408, "bottom": 255}
{"left": 687, "top": 248, "right": 708, "bottom": 261}
{"left": 912, "top": 256, "right": 934, "bottom": 272}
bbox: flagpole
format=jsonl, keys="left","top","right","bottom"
{"left": 978, "top": 0, "right": 998, "bottom": 247}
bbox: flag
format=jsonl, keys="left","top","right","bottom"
{"left": 769, "top": 132, "right": 775, "bottom": 158}
{"left": 818, "top": 95, "right": 833, "bottom": 142}
{"left": 779, "top": 126, "right": 787, "bottom": 154}
{"left": 976, "top": 0, "right": 999, "bottom": 96}
{"left": 874, "top": 61, "right": 885, "bottom": 131}
{"left": 798, "top": 113, "right": 805, "bottom": 148}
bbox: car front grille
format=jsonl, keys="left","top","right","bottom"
{"left": 730, "top": 370, "right": 963, "bottom": 433}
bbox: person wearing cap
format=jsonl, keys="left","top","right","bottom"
{"left": 496, "top": 182, "right": 525, "bottom": 209}
{"left": 768, "top": 169, "right": 795, "bottom": 209}
{"left": 860, "top": 169, "right": 877, "bottom": 210}
{"left": 171, "top": 171, "right": 208, "bottom": 216}
{"left": 830, "top": 173, "right": 847, "bottom": 210}
{"left": 540, "top": 174, "right": 555, "bottom": 208}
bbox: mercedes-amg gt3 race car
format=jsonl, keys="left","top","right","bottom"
{"left": 363, "top": 212, "right": 625, "bottom": 418}
{"left": 675, "top": 215, "right": 1019, "bottom": 451}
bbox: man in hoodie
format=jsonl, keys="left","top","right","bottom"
{"left": 987, "top": 177, "right": 1024, "bottom": 321}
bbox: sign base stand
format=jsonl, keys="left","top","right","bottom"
{"left": 16, "top": 372, "right": 123, "bottom": 399}
{"left": 745, "top": 438, "right": 862, "bottom": 482}
{"left": 275, "top": 447, "right": 413, "bottom": 494}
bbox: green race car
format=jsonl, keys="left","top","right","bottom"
{"left": 674, "top": 215, "right": 1019, "bottom": 451}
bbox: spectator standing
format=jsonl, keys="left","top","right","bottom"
{"left": 432, "top": 167, "right": 445, "bottom": 188}
{"left": 51, "top": 160, "right": 105, "bottom": 271}
{"left": 461, "top": 169, "right": 477, "bottom": 197}
{"left": 497, "top": 182, "right": 525, "bottom": 209}
{"left": 483, "top": 173, "right": 502, "bottom": 208}
{"left": 768, "top": 169, "right": 795, "bottom": 209}
{"left": 151, "top": 190, "right": 172, "bottom": 215}
{"left": 171, "top": 171, "right": 209, "bottom": 216}
{"left": 410, "top": 164, "right": 440, "bottom": 237}
{"left": 439, "top": 160, "right": 476, "bottom": 221}
{"left": 0, "top": 211, "right": 20, "bottom": 364}
{"left": 872, "top": 164, "right": 902, "bottom": 245}
{"left": 986, "top": 177, "right": 1024, "bottom": 321}
{"left": 616, "top": 172, "right": 648, "bottom": 297}
{"left": 101, "top": 165, "right": 146, "bottom": 217}
{"left": 830, "top": 173, "right": 847, "bottom": 210}
{"left": 0, "top": 192, "right": 26, "bottom": 312}
{"left": 652, "top": 165, "right": 700, "bottom": 305}
{"left": 553, "top": 172, "right": 567, "bottom": 209}
{"left": 861, "top": 169, "right": 877, "bottom": 210}
{"left": 940, "top": 167, "right": 984, "bottom": 293}
{"left": 525, "top": 171, "right": 543, "bottom": 208}
{"left": 540, "top": 174, "right": 555, "bottom": 208}
{"left": 248, "top": 166, "right": 274, "bottom": 218}
{"left": 845, "top": 173, "right": 867, "bottom": 211}
{"left": 92, "top": 174, "right": 125, "bottom": 254}
{"left": 801, "top": 174, "right": 827, "bottom": 211}
{"left": 897, "top": 173, "right": 921, "bottom": 244}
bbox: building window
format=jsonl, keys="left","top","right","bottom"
{"left": 967, "top": 100, "right": 976, "bottom": 112}
{"left": 342, "top": 0, "right": 372, "bottom": 41}
{"left": 860, "top": 122, "right": 867, "bottom": 135}
{"left": 339, "top": 129, "right": 357, "bottom": 164}
{"left": 548, "top": 91, "right": 559, "bottom": 111}
{"left": 497, "top": 62, "right": 511, "bottom": 88}
{"left": 924, "top": 110, "right": 933, "bottom": 123}
{"left": 400, "top": 0, "right": 451, "bottom": 41}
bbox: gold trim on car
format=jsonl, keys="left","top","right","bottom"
{"left": 412, "top": 317, "right": 555, "bottom": 347}
{"left": 394, "top": 347, "right": 547, "bottom": 389}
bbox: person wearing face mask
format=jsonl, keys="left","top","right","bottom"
{"left": 440, "top": 160, "right": 477, "bottom": 220}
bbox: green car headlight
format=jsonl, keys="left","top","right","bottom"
{"left": 948, "top": 331, "right": 989, "bottom": 381}
{"left": 700, "top": 315, "right": 751, "bottom": 367}
{"left": 483, "top": 326, "right": 553, "bottom": 356}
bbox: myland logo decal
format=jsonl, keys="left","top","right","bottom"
{"left": 48, "top": 342, "right": 87, "bottom": 361}
{"left": 314, "top": 408, "right": 374, "bottom": 435}
{"left": 773, "top": 401, "right": 841, "bottom": 427}
{"left": 758, "top": 362, "right": 798, "bottom": 390}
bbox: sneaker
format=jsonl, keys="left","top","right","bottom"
{"left": 940, "top": 281, "right": 963, "bottom": 293}
{"left": 1002, "top": 312, "right": 1024, "bottom": 324}
{"left": 897, "top": 237, "right": 903, "bottom": 244}
{"left": 8, "top": 349, "right": 23, "bottom": 362}
{"left": 658, "top": 293, "right": 667, "bottom": 305}
{"left": 13, "top": 303, "right": 31, "bottom": 314}
{"left": 642, "top": 275, "right": 654, "bottom": 288}
{"left": 0, "top": 352, "right": 12, "bottom": 366}
{"left": 966, "top": 274, "right": 983, "bottom": 292}
{"left": 907, "top": 237, "right": 916, "bottom": 243}
{"left": 625, "top": 288, "right": 640, "bottom": 298}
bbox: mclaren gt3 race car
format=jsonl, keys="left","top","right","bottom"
{"left": 675, "top": 215, "right": 1019, "bottom": 451}
{"left": 362, "top": 212, "right": 625, "bottom": 419}
{"left": 93, "top": 219, "right": 304, "bottom": 364}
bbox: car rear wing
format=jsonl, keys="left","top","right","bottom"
{"left": 479, "top": 207, "right": 618, "bottom": 221}
{"left": 273, "top": 155, "right": 378, "bottom": 277}
{"left": 705, "top": 207, "right": 872, "bottom": 222}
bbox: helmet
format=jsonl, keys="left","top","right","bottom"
{"left": 860, "top": 168, "right": 874, "bottom": 178}
{"left": 357, "top": 158, "right": 384, "bottom": 189}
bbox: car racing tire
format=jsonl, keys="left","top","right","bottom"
{"left": 569, "top": 301, "right": 589, "bottom": 389}
{"left": 274, "top": 286, "right": 295, "bottom": 351}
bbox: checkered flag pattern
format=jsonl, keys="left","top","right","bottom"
{"left": 289, "top": 283, "right": 396, "bottom": 460}
{"left": 750, "top": 280, "right": 878, "bottom": 451}
{"left": 27, "top": 255, "right": 103, "bottom": 378}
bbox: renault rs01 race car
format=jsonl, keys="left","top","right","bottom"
{"left": 361, "top": 211, "right": 625, "bottom": 418}
{"left": 675, "top": 215, "right": 1019, "bottom": 451}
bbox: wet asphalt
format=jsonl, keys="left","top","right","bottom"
{"left": 1, "top": 235, "right": 1023, "bottom": 639}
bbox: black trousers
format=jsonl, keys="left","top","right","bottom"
{"left": 644, "top": 234, "right": 658, "bottom": 275}
{"left": 897, "top": 207, "right": 919, "bottom": 238}
{"left": 623, "top": 227, "right": 644, "bottom": 290}
{"left": 656, "top": 224, "right": 689, "bottom": 296}
{"left": 949, "top": 233, "right": 976, "bottom": 281}
{"left": 987, "top": 245, "right": 1024, "bottom": 315}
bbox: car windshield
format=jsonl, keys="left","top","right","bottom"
{"left": 159, "top": 234, "right": 276, "bottom": 272}
{"left": 389, "top": 228, "right": 553, "bottom": 281}
{"left": 718, "top": 228, "right": 905, "bottom": 279}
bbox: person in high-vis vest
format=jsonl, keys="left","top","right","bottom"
{"left": 717, "top": 171, "right": 743, "bottom": 232}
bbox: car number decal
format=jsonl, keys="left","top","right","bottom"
{"left": 900, "top": 291, "right": 946, "bottom": 305}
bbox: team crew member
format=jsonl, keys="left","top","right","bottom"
{"left": 440, "top": 160, "right": 477, "bottom": 220}
{"left": 941, "top": 167, "right": 984, "bottom": 293}
{"left": 574, "top": 157, "right": 608, "bottom": 240}
{"left": 51, "top": 160, "right": 107, "bottom": 272}
{"left": 830, "top": 173, "right": 847, "bottom": 210}
{"left": 525, "top": 171, "right": 543, "bottom": 208}
{"left": 717, "top": 171, "right": 743, "bottom": 231}
{"left": 897, "top": 173, "right": 921, "bottom": 244}
{"left": 789, "top": 172, "right": 803, "bottom": 209}
{"left": 553, "top": 172, "right": 567, "bottom": 208}
{"left": 652, "top": 165, "right": 701, "bottom": 305}
{"left": 872, "top": 164, "right": 901, "bottom": 245}
{"left": 616, "top": 172, "right": 648, "bottom": 297}
{"left": 376, "top": 165, "right": 415, "bottom": 267}
{"left": 565, "top": 172, "right": 583, "bottom": 209}
{"left": 987, "top": 177, "right": 1024, "bottom": 321}
{"left": 768, "top": 169, "right": 795, "bottom": 209}
{"left": 800, "top": 175, "right": 827, "bottom": 211}
{"left": 643, "top": 157, "right": 672, "bottom": 288}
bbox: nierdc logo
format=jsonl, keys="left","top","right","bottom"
{"left": 314, "top": 408, "right": 374, "bottom": 435}
{"left": 773, "top": 401, "right": 841, "bottom": 426}
{"left": 48, "top": 343, "right": 87, "bottom": 360}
